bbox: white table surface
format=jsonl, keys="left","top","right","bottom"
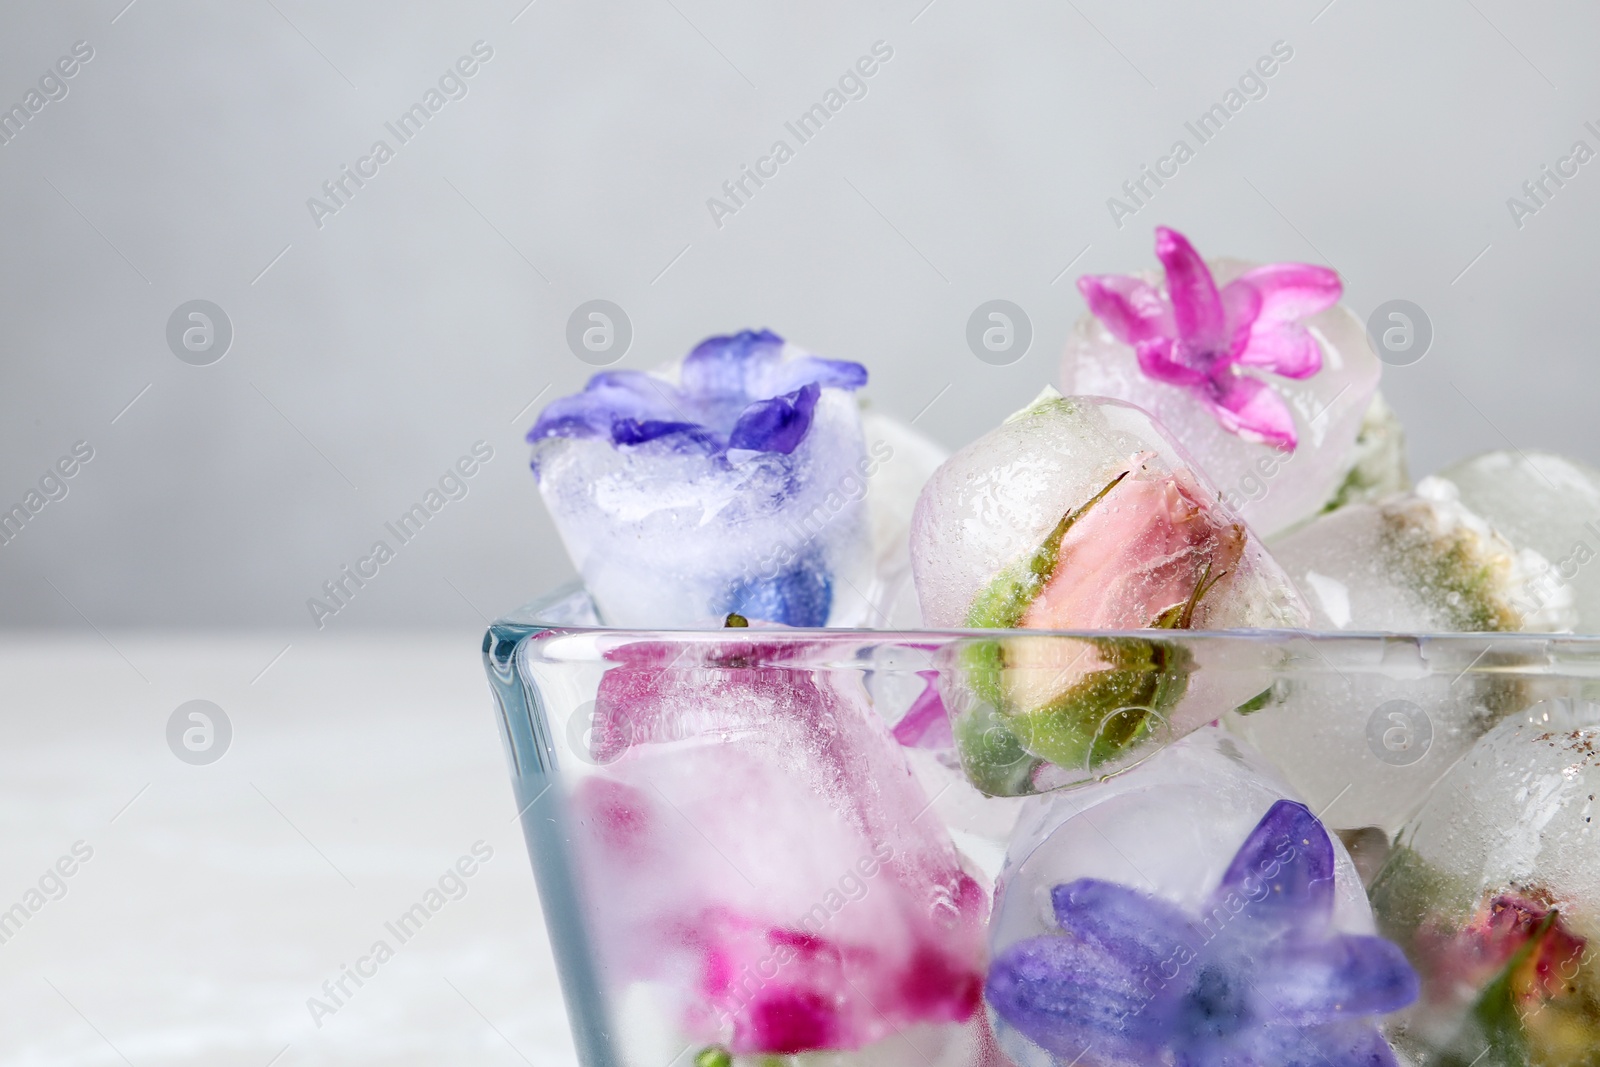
{"left": 0, "top": 631, "right": 578, "bottom": 1066}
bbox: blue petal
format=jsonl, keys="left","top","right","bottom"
{"left": 728, "top": 383, "right": 820, "bottom": 455}
{"left": 1051, "top": 879, "right": 1198, "bottom": 969}
{"left": 680, "top": 329, "right": 786, "bottom": 400}
{"left": 1255, "top": 934, "right": 1419, "bottom": 1025}
{"left": 611, "top": 415, "right": 726, "bottom": 454}
{"left": 987, "top": 935, "right": 1167, "bottom": 1062}
{"left": 527, "top": 371, "right": 683, "bottom": 442}
{"left": 1188, "top": 1020, "right": 1400, "bottom": 1067}
{"left": 759, "top": 354, "right": 868, "bottom": 396}
{"left": 1213, "top": 800, "right": 1334, "bottom": 931}
{"left": 719, "top": 560, "right": 832, "bottom": 627}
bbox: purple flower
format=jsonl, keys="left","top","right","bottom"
{"left": 527, "top": 329, "right": 866, "bottom": 460}
{"left": 1077, "top": 227, "right": 1342, "bottom": 451}
{"left": 986, "top": 800, "right": 1418, "bottom": 1067}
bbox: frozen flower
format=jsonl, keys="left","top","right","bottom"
{"left": 528, "top": 328, "right": 866, "bottom": 462}
{"left": 570, "top": 637, "right": 989, "bottom": 1057}
{"left": 525, "top": 330, "right": 873, "bottom": 627}
{"left": 987, "top": 800, "right": 1418, "bottom": 1066}
{"left": 1077, "top": 226, "right": 1341, "bottom": 450}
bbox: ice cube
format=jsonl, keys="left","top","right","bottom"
{"left": 1368, "top": 699, "right": 1600, "bottom": 1064}
{"left": 1062, "top": 227, "right": 1382, "bottom": 539}
{"left": 1270, "top": 483, "right": 1576, "bottom": 633}
{"left": 986, "top": 726, "right": 1411, "bottom": 1067}
{"left": 1321, "top": 391, "right": 1411, "bottom": 513}
{"left": 1430, "top": 450, "right": 1600, "bottom": 634}
{"left": 567, "top": 636, "right": 989, "bottom": 1061}
{"left": 1225, "top": 640, "right": 1532, "bottom": 836}
{"left": 910, "top": 389, "right": 1305, "bottom": 632}
{"left": 909, "top": 389, "right": 1307, "bottom": 795}
{"left": 528, "top": 330, "right": 875, "bottom": 628}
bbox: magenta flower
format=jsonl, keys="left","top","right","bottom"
{"left": 1077, "top": 227, "right": 1342, "bottom": 450}
{"left": 570, "top": 638, "right": 989, "bottom": 1057}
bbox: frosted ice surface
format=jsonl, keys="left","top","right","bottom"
{"left": 993, "top": 726, "right": 1374, "bottom": 946}
{"left": 1432, "top": 450, "right": 1600, "bottom": 634}
{"left": 1269, "top": 485, "right": 1575, "bottom": 633}
{"left": 1063, "top": 258, "right": 1381, "bottom": 538}
{"left": 1395, "top": 699, "right": 1600, "bottom": 932}
{"left": 1226, "top": 656, "right": 1525, "bottom": 836}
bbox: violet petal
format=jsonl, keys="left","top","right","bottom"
{"left": 608, "top": 415, "right": 723, "bottom": 454}
{"left": 728, "top": 382, "right": 821, "bottom": 455}
{"left": 1155, "top": 226, "right": 1226, "bottom": 350}
{"left": 527, "top": 371, "right": 682, "bottom": 442}
{"left": 680, "top": 328, "right": 786, "bottom": 399}
{"left": 1050, "top": 879, "right": 1196, "bottom": 964}
{"left": 1212, "top": 800, "right": 1333, "bottom": 929}
{"left": 762, "top": 355, "right": 868, "bottom": 396}
{"left": 1218, "top": 1020, "right": 1401, "bottom": 1067}
{"left": 986, "top": 935, "right": 1165, "bottom": 1062}
{"left": 1257, "top": 934, "right": 1420, "bottom": 1025}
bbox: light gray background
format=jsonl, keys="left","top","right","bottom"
{"left": 2, "top": 0, "right": 1596, "bottom": 631}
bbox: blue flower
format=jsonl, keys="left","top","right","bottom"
{"left": 527, "top": 329, "right": 867, "bottom": 460}
{"left": 986, "top": 800, "right": 1419, "bottom": 1067}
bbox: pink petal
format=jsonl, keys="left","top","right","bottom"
{"left": 1202, "top": 372, "right": 1298, "bottom": 449}
{"left": 1218, "top": 277, "right": 1263, "bottom": 363}
{"left": 1076, "top": 274, "right": 1173, "bottom": 345}
{"left": 1238, "top": 262, "right": 1343, "bottom": 321}
{"left": 1235, "top": 321, "right": 1323, "bottom": 379}
{"left": 1230, "top": 263, "right": 1340, "bottom": 378}
{"left": 891, "top": 672, "right": 955, "bottom": 750}
{"left": 1154, "top": 226, "right": 1224, "bottom": 349}
{"left": 1135, "top": 338, "right": 1207, "bottom": 386}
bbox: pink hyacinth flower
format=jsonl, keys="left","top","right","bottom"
{"left": 1077, "top": 226, "right": 1341, "bottom": 450}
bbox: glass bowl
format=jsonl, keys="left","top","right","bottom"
{"left": 483, "top": 583, "right": 1600, "bottom": 1067}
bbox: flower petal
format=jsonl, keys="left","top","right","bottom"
{"left": 1194, "top": 1020, "right": 1400, "bottom": 1067}
{"left": 1051, "top": 879, "right": 1197, "bottom": 965}
{"left": 1213, "top": 800, "right": 1334, "bottom": 931}
{"left": 1201, "top": 374, "right": 1298, "bottom": 450}
{"left": 1237, "top": 263, "right": 1343, "bottom": 322}
{"left": 610, "top": 419, "right": 725, "bottom": 453}
{"left": 727, "top": 382, "right": 821, "bottom": 455}
{"left": 1218, "top": 277, "right": 1263, "bottom": 364}
{"left": 680, "top": 329, "right": 787, "bottom": 400}
{"left": 527, "top": 371, "right": 682, "bottom": 442}
{"left": 1256, "top": 934, "right": 1420, "bottom": 1025}
{"left": 1077, "top": 273, "right": 1175, "bottom": 346}
{"left": 1235, "top": 322, "right": 1324, "bottom": 379}
{"left": 1231, "top": 264, "right": 1340, "bottom": 379}
{"left": 761, "top": 355, "right": 868, "bottom": 396}
{"left": 891, "top": 672, "right": 955, "bottom": 750}
{"left": 1155, "top": 226, "right": 1226, "bottom": 350}
{"left": 986, "top": 934, "right": 1166, "bottom": 1062}
{"left": 1135, "top": 338, "right": 1208, "bottom": 387}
